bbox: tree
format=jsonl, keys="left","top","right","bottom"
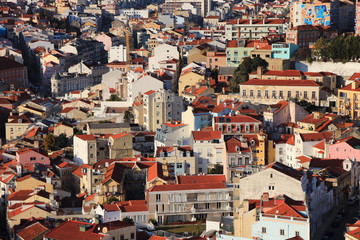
{"left": 230, "top": 56, "right": 268, "bottom": 93}
{"left": 55, "top": 133, "right": 68, "bottom": 149}
{"left": 210, "top": 68, "right": 219, "bottom": 80}
{"left": 44, "top": 134, "right": 56, "bottom": 151}
{"left": 208, "top": 164, "right": 223, "bottom": 174}
{"left": 123, "top": 217, "right": 134, "bottom": 224}
{"left": 107, "top": 94, "right": 121, "bottom": 101}
{"left": 73, "top": 128, "right": 83, "bottom": 135}
{"left": 107, "top": 196, "right": 119, "bottom": 204}
{"left": 293, "top": 47, "right": 312, "bottom": 61}
{"left": 123, "top": 110, "right": 134, "bottom": 123}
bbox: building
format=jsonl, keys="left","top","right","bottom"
{"left": 154, "top": 122, "right": 191, "bottom": 153}
{"left": 191, "top": 130, "right": 225, "bottom": 172}
{"left": 271, "top": 42, "right": 298, "bottom": 59}
{"left": 73, "top": 134, "right": 110, "bottom": 165}
{"left": 290, "top": 1, "right": 339, "bottom": 29}
{"left": 0, "top": 57, "right": 28, "bottom": 89}
{"left": 5, "top": 113, "right": 34, "bottom": 141}
{"left": 133, "top": 89, "right": 183, "bottom": 131}
{"left": 213, "top": 115, "right": 262, "bottom": 136}
{"left": 161, "top": 0, "right": 211, "bottom": 17}
{"left": 233, "top": 162, "right": 333, "bottom": 238}
{"left": 108, "top": 45, "right": 127, "bottom": 63}
{"left": 225, "top": 18, "right": 287, "bottom": 41}
{"left": 155, "top": 146, "right": 197, "bottom": 175}
{"left": 147, "top": 175, "right": 232, "bottom": 224}
{"left": 344, "top": 220, "right": 360, "bottom": 240}
{"left": 148, "top": 44, "right": 179, "bottom": 72}
{"left": 51, "top": 72, "right": 93, "bottom": 97}
{"left": 178, "top": 62, "right": 207, "bottom": 96}
{"left": 338, "top": 81, "right": 360, "bottom": 119}
{"left": 239, "top": 78, "right": 322, "bottom": 106}
{"left": 43, "top": 220, "right": 136, "bottom": 240}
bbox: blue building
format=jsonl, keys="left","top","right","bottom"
{"left": 252, "top": 207, "right": 310, "bottom": 240}
{"left": 271, "top": 43, "right": 299, "bottom": 59}
{"left": 0, "top": 25, "right": 6, "bottom": 38}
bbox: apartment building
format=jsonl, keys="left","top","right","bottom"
{"left": 178, "top": 62, "right": 207, "bottom": 96}
{"left": 225, "top": 18, "right": 287, "bottom": 41}
{"left": 0, "top": 57, "right": 28, "bottom": 89}
{"left": 51, "top": 72, "right": 93, "bottom": 97}
{"left": 154, "top": 122, "right": 191, "bottom": 153}
{"left": 338, "top": 81, "right": 360, "bottom": 119}
{"left": 233, "top": 162, "right": 333, "bottom": 238}
{"left": 239, "top": 79, "right": 322, "bottom": 105}
{"left": 213, "top": 115, "right": 262, "bottom": 136}
{"left": 134, "top": 89, "right": 183, "bottom": 131}
{"left": 191, "top": 130, "right": 225, "bottom": 172}
{"left": 155, "top": 146, "right": 197, "bottom": 175}
{"left": 5, "top": 113, "right": 34, "bottom": 141}
{"left": 161, "top": 0, "right": 211, "bottom": 17}
{"left": 73, "top": 134, "right": 110, "bottom": 165}
{"left": 147, "top": 175, "right": 232, "bottom": 224}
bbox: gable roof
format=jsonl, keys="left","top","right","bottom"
{"left": 266, "top": 162, "right": 304, "bottom": 181}
{"left": 192, "top": 130, "right": 221, "bottom": 141}
{"left": 17, "top": 222, "right": 49, "bottom": 240}
{"left": 44, "top": 221, "right": 105, "bottom": 240}
{"left": 177, "top": 175, "right": 226, "bottom": 184}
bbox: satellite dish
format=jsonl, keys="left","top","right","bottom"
{"left": 102, "top": 227, "right": 108, "bottom": 233}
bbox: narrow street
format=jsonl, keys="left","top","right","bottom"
{"left": 314, "top": 200, "right": 359, "bottom": 240}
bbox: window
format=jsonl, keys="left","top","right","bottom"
{"left": 262, "top": 227, "right": 266, "bottom": 233}
{"left": 250, "top": 90, "right": 253, "bottom": 97}
{"left": 270, "top": 174, "right": 273, "bottom": 178}
{"left": 257, "top": 90, "right": 261, "bottom": 97}
{"left": 156, "top": 194, "right": 161, "bottom": 202}
{"left": 242, "top": 90, "right": 246, "bottom": 97}
{"left": 288, "top": 91, "right": 291, "bottom": 98}
{"left": 295, "top": 231, "right": 300, "bottom": 236}
{"left": 279, "top": 91, "right": 283, "bottom": 98}
{"left": 280, "top": 229, "right": 285, "bottom": 236}
{"left": 30, "top": 157, "right": 36, "bottom": 161}
{"left": 272, "top": 90, "right": 276, "bottom": 98}
{"left": 205, "top": 203, "right": 210, "bottom": 209}
{"left": 304, "top": 91, "right": 308, "bottom": 99}
{"left": 120, "top": 235, "right": 124, "bottom": 240}
{"left": 265, "top": 90, "right": 269, "bottom": 98}
{"left": 131, "top": 233, "right": 135, "bottom": 239}
{"left": 312, "top": 91, "right": 316, "bottom": 99}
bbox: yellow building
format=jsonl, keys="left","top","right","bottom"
{"left": 338, "top": 81, "right": 360, "bottom": 120}
{"left": 15, "top": 175, "right": 53, "bottom": 194}
{"left": 5, "top": 113, "right": 33, "bottom": 141}
{"left": 178, "top": 63, "right": 206, "bottom": 96}
{"left": 243, "top": 133, "right": 267, "bottom": 166}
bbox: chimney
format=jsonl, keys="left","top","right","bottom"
{"left": 257, "top": 66, "right": 263, "bottom": 79}
{"left": 262, "top": 192, "right": 269, "bottom": 201}
{"left": 352, "top": 81, "right": 359, "bottom": 90}
{"left": 191, "top": 86, "right": 195, "bottom": 93}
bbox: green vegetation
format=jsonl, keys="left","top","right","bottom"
{"left": 43, "top": 134, "right": 69, "bottom": 151}
{"left": 313, "top": 35, "right": 360, "bottom": 62}
{"left": 73, "top": 128, "right": 83, "bottom": 135}
{"left": 107, "top": 94, "right": 122, "bottom": 101}
{"left": 123, "top": 110, "right": 134, "bottom": 123}
{"left": 230, "top": 56, "right": 268, "bottom": 93}
{"left": 208, "top": 163, "right": 223, "bottom": 174}
{"left": 107, "top": 196, "right": 119, "bottom": 204}
{"left": 123, "top": 217, "right": 134, "bottom": 224}
{"left": 156, "top": 222, "right": 205, "bottom": 235}
{"left": 149, "top": 218, "right": 158, "bottom": 226}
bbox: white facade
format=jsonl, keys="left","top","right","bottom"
{"left": 148, "top": 44, "right": 179, "bottom": 72}
{"left": 130, "top": 75, "right": 164, "bottom": 101}
{"left": 191, "top": 133, "right": 226, "bottom": 173}
{"left": 73, "top": 135, "right": 92, "bottom": 165}
{"left": 108, "top": 45, "right": 127, "bottom": 63}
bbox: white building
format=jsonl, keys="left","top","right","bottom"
{"left": 191, "top": 130, "right": 226, "bottom": 173}
{"left": 148, "top": 44, "right": 179, "bottom": 72}
{"left": 154, "top": 123, "right": 191, "bottom": 154}
{"left": 108, "top": 45, "right": 127, "bottom": 63}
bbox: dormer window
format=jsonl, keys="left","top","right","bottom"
{"left": 18, "top": 119, "right": 22, "bottom": 123}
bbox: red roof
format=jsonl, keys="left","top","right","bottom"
{"left": 241, "top": 78, "right": 320, "bottom": 86}
{"left": 300, "top": 132, "right": 333, "bottom": 142}
{"left": 265, "top": 202, "right": 305, "bottom": 218}
{"left": 17, "top": 222, "right": 49, "bottom": 240}
{"left": 149, "top": 182, "right": 227, "bottom": 192}
{"left": 111, "top": 132, "right": 129, "bottom": 139}
{"left": 177, "top": 175, "right": 226, "bottom": 184}
{"left": 349, "top": 73, "right": 360, "bottom": 81}
{"left": 59, "top": 107, "right": 75, "bottom": 114}
{"left": 192, "top": 130, "right": 222, "bottom": 141}
{"left": 214, "top": 115, "right": 260, "bottom": 123}
{"left": 102, "top": 204, "right": 120, "bottom": 212}
{"left": 144, "top": 90, "right": 156, "bottom": 95}
{"left": 76, "top": 135, "right": 96, "bottom": 141}
{"left": 116, "top": 200, "right": 148, "bottom": 212}
{"left": 44, "top": 221, "right": 105, "bottom": 240}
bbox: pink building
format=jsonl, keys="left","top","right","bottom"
{"left": 329, "top": 137, "right": 360, "bottom": 161}
{"left": 206, "top": 51, "right": 227, "bottom": 69}
{"left": 16, "top": 149, "right": 50, "bottom": 166}
{"left": 95, "top": 33, "right": 119, "bottom": 52}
